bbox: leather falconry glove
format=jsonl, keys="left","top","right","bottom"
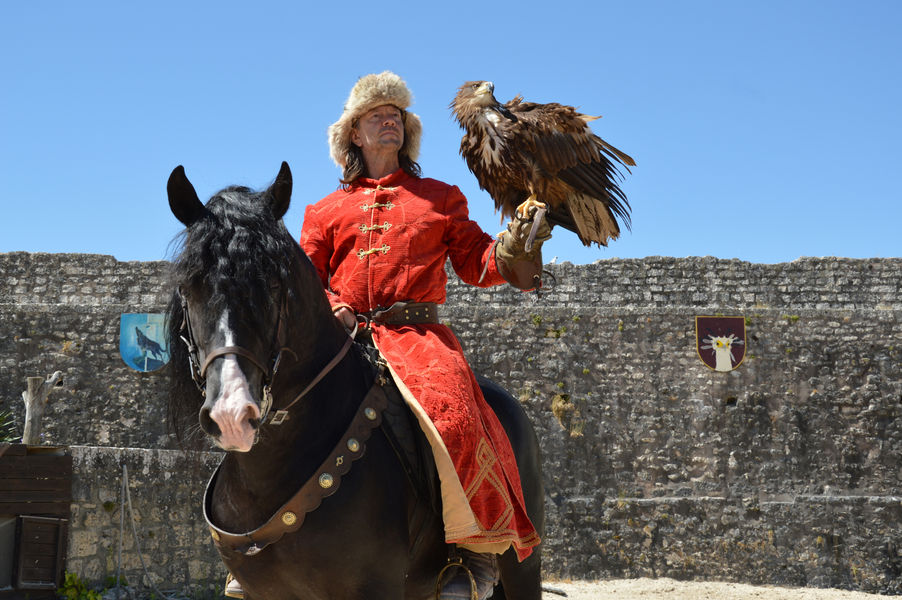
{"left": 494, "top": 200, "right": 552, "bottom": 290}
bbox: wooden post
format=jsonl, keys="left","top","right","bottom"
{"left": 21, "top": 371, "right": 63, "bottom": 445}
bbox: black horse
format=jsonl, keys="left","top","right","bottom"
{"left": 165, "top": 162, "right": 544, "bottom": 599}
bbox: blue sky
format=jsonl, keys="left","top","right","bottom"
{"left": 2, "top": 1, "right": 900, "bottom": 265}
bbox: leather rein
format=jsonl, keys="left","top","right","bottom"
{"left": 177, "top": 288, "right": 353, "bottom": 425}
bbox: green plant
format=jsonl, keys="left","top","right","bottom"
{"left": 58, "top": 572, "right": 102, "bottom": 600}
{"left": 0, "top": 409, "right": 18, "bottom": 443}
{"left": 545, "top": 326, "right": 567, "bottom": 338}
{"left": 104, "top": 575, "right": 128, "bottom": 588}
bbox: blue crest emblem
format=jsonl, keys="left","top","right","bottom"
{"left": 120, "top": 313, "right": 170, "bottom": 372}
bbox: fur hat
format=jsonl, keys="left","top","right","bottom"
{"left": 328, "top": 71, "right": 422, "bottom": 169}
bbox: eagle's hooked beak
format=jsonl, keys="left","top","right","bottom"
{"left": 476, "top": 81, "right": 494, "bottom": 96}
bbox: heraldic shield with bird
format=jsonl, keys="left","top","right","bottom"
{"left": 696, "top": 316, "right": 747, "bottom": 372}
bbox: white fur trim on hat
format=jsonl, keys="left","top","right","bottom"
{"left": 328, "top": 71, "right": 422, "bottom": 169}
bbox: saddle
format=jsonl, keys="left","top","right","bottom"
{"left": 356, "top": 333, "right": 443, "bottom": 532}
{"left": 356, "top": 300, "right": 443, "bottom": 531}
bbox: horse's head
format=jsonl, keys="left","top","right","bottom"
{"left": 166, "top": 162, "right": 334, "bottom": 452}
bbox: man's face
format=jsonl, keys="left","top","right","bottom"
{"left": 351, "top": 104, "right": 404, "bottom": 154}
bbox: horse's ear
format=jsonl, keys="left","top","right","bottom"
{"left": 167, "top": 166, "right": 207, "bottom": 227}
{"left": 268, "top": 161, "right": 292, "bottom": 220}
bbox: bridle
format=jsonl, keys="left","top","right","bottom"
{"left": 177, "top": 288, "right": 353, "bottom": 426}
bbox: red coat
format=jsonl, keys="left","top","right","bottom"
{"left": 300, "top": 169, "right": 538, "bottom": 559}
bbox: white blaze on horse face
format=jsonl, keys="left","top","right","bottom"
{"left": 208, "top": 310, "right": 261, "bottom": 452}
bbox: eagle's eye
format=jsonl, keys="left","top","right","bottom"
{"left": 471, "top": 83, "right": 480, "bottom": 90}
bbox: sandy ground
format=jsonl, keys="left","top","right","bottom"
{"left": 542, "top": 579, "right": 887, "bottom": 600}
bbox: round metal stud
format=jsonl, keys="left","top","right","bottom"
{"left": 347, "top": 438, "right": 360, "bottom": 453}
{"left": 281, "top": 511, "right": 297, "bottom": 526}
{"left": 364, "top": 407, "right": 377, "bottom": 421}
{"left": 319, "top": 473, "right": 334, "bottom": 489}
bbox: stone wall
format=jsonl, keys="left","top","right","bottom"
{"left": 1, "top": 253, "right": 172, "bottom": 449}
{"left": 1, "top": 252, "right": 901, "bottom": 594}
{"left": 445, "top": 258, "right": 902, "bottom": 593}
{"left": 66, "top": 447, "right": 222, "bottom": 598}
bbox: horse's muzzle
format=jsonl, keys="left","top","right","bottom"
{"left": 202, "top": 357, "right": 262, "bottom": 452}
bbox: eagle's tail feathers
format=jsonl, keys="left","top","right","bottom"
{"left": 557, "top": 165, "right": 630, "bottom": 231}
{"left": 567, "top": 192, "right": 620, "bottom": 247}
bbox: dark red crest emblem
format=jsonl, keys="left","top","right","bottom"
{"left": 696, "top": 316, "right": 746, "bottom": 372}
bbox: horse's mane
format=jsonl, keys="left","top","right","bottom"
{"left": 165, "top": 185, "right": 307, "bottom": 448}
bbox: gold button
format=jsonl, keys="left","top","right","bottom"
{"left": 282, "top": 511, "right": 297, "bottom": 526}
{"left": 364, "top": 407, "right": 377, "bottom": 420}
{"left": 319, "top": 473, "right": 334, "bottom": 489}
{"left": 347, "top": 438, "right": 360, "bottom": 452}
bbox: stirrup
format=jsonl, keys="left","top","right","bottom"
{"left": 435, "top": 555, "right": 478, "bottom": 600}
{"left": 435, "top": 548, "right": 498, "bottom": 600}
{"left": 224, "top": 572, "right": 245, "bottom": 599}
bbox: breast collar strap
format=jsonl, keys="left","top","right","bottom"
{"left": 204, "top": 373, "right": 391, "bottom": 555}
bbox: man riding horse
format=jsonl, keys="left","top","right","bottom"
{"left": 224, "top": 71, "right": 550, "bottom": 600}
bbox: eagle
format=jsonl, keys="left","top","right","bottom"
{"left": 451, "top": 81, "right": 635, "bottom": 247}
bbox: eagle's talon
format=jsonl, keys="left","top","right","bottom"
{"left": 516, "top": 196, "right": 547, "bottom": 220}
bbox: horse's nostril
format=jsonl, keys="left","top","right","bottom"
{"left": 245, "top": 405, "right": 261, "bottom": 430}
{"left": 199, "top": 407, "right": 221, "bottom": 437}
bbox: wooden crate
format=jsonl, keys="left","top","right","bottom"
{"left": 0, "top": 444, "right": 72, "bottom": 599}
{"left": 15, "top": 516, "right": 68, "bottom": 590}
